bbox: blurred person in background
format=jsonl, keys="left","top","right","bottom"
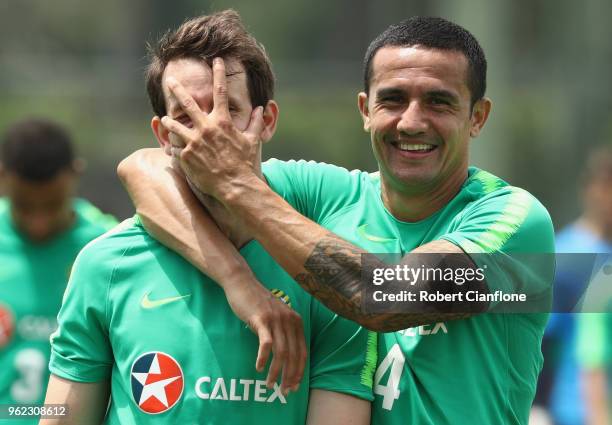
{"left": 0, "top": 118, "right": 116, "bottom": 423}
{"left": 577, "top": 309, "right": 611, "bottom": 425}
{"left": 574, "top": 147, "right": 611, "bottom": 425}
{"left": 536, "top": 146, "right": 612, "bottom": 425}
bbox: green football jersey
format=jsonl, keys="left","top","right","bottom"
{"left": 263, "top": 159, "right": 556, "bottom": 425}
{"left": 49, "top": 216, "right": 375, "bottom": 424}
{"left": 0, "top": 198, "right": 116, "bottom": 423}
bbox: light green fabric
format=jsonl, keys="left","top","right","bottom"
{"left": 50, "top": 217, "right": 374, "bottom": 424}
{"left": 263, "top": 159, "right": 556, "bottom": 425}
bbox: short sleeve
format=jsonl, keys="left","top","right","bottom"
{"left": 262, "top": 159, "right": 364, "bottom": 224}
{"left": 49, "top": 239, "right": 116, "bottom": 382}
{"left": 440, "top": 187, "right": 555, "bottom": 309}
{"left": 308, "top": 299, "right": 376, "bottom": 401}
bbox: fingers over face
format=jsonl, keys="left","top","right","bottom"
{"left": 212, "top": 57, "right": 231, "bottom": 120}
{"left": 165, "top": 77, "right": 206, "bottom": 129}
{"left": 160, "top": 116, "right": 193, "bottom": 145}
{"left": 245, "top": 106, "right": 265, "bottom": 143}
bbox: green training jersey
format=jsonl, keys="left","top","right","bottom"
{"left": 49, "top": 216, "right": 375, "bottom": 424}
{"left": 263, "top": 159, "right": 555, "bottom": 425}
{"left": 0, "top": 198, "right": 116, "bottom": 423}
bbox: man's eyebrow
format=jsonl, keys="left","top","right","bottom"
{"left": 426, "top": 89, "right": 459, "bottom": 103}
{"left": 375, "top": 87, "right": 405, "bottom": 99}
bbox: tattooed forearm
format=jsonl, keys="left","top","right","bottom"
{"left": 296, "top": 256, "right": 477, "bottom": 332}
{"left": 294, "top": 272, "right": 363, "bottom": 320}
{"left": 293, "top": 234, "right": 491, "bottom": 332}
{"left": 294, "top": 235, "right": 366, "bottom": 324}
{"left": 302, "top": 235, "right": 365, "bottom": 299}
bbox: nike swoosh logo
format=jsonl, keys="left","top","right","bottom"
{"left": 357, "top": 224, "right": 396, "bottom": 243}
{"left": 141, "top": 291, "right": 191, "bottom": 309}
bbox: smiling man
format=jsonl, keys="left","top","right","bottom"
{"left": 121, "top": 16, "right": 555, "bottom": 424}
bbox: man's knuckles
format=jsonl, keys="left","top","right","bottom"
{"left": 254, "top": 308, "right": 280, "bottom": 326}
{"left": 259, "top": 335, "right": 273, "bottom": 348}
{"left": 273, "top": 347, "right": 288, "bottom": 360}
{"left": 179, "top": 144, "right": 196, "bottom": 161}
{"left": 180, "top": 97, "right": 197, "bottom": 112}
{"left": 215, "top": 117, "right": 233, "bottom": 131}
{"left": 214, "top": 84, "right": 229, "bottom": 100}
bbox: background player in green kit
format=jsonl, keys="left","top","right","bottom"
{"left": 0, "top": 118, "right": 116, "bottom": 424}
{"left": 42, "top": 11, "right": 374, "bottom": 425}
{"left": 120, "top": 16, "right": 555, "bottom": 425}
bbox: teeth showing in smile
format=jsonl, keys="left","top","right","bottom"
{"left": 395, "top": 143, "right": 435, "bottom": 152}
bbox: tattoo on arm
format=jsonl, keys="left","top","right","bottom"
{"left": 295, "top": 235, "right": 366, "bottom": 320}
{"left": 294, "top": 235, "right": 489, "bottom": 332}
{"left": 301, "top": 236, "right": 364, "bottom": 298}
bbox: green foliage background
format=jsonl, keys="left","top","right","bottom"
{"left": 1, "top": 0, "right": 611, "bottom": 226}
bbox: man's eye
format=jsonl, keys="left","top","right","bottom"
{"left": 379, "top": 97, "right": 403, "bottom": 106}
{"left": 176, "top": 116, "right": 193, "bottom": 127}
{"left": 430, "top": 98, "right": 450, "bottom": 106}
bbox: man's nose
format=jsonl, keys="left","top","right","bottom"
{"left": 397, "top": 101, "right": 428, "bottom": 136}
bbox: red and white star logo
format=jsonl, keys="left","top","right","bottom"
{"left": 130, "top": 352, "right": 184, "bottom": 414}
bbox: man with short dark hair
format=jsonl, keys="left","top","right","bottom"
{"left": 1, "top": 119, "right": 89, "bottom": 242}
{"left": 0, "top": 118, "right": 115, "bottom": 424}
{"left": 42, "top": 11, "right": 374, "bottom": 425}
{"left": 121, "top": 16, "right": 555, "bottom": 424}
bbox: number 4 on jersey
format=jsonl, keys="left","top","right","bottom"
{"left": 374, "top": 343, "right": 405, "bottom": 410}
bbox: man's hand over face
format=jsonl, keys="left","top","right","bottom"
{"left": 161, "top": 57, "right": 265, "bottom": 201}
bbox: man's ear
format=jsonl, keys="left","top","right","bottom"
{"left": 151, "top": 116, "right": 172, "bottom": 155}
{"left": 470, "top": 97, "right": 492, "bottom": 138}
{"left": 259, "top": 100, "right": 280, "bottom": 143}
{"left": 357, "top": 92, "right": 371, "bottom": 132}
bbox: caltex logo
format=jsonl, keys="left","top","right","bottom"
{"left": 131, "top": 351, "right": 184, "bottom": 414}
